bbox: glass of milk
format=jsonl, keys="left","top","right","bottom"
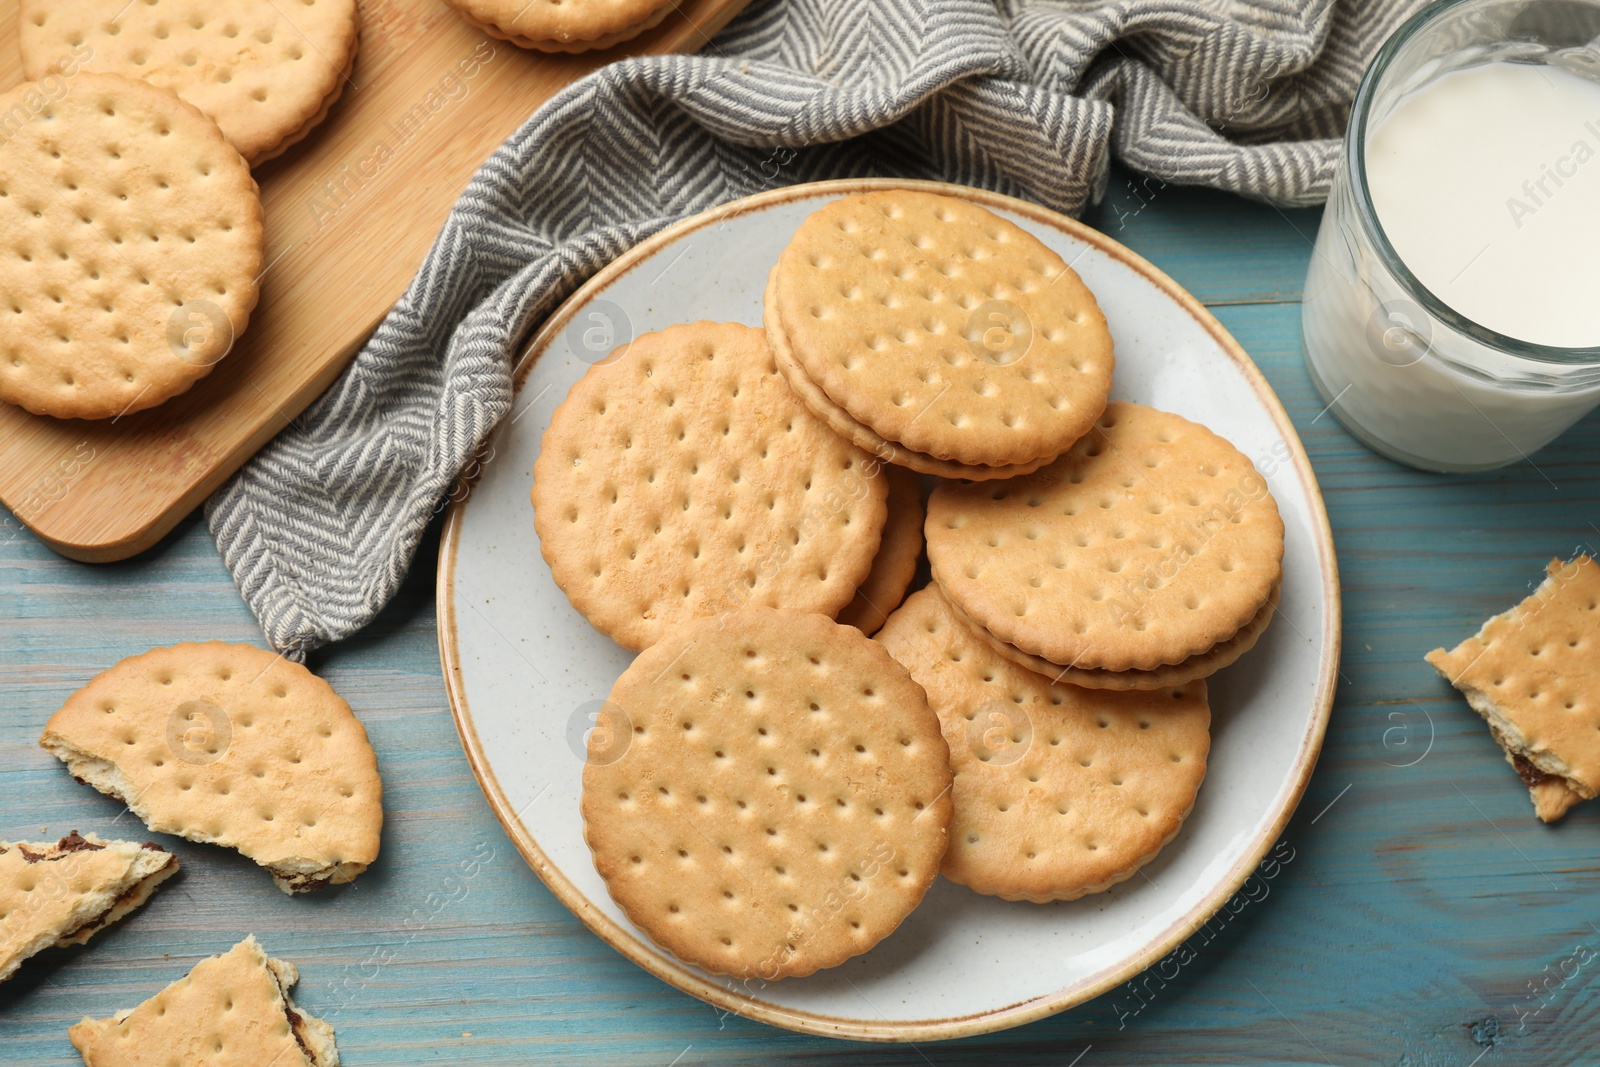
{"left": 1301, "top": 0, "right": 1600, "bottom": 472}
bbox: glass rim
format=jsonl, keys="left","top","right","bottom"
{"left": 1348, "top": 0, "right": 1600, "bottom": 365}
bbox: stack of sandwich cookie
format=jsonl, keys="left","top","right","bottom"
{"left": 926, "top": 402, "right": 1284, "bottom": 689}
{"left": 764, "top": 190, "right": 1115, "bottom": 481}
{"left": 444, "top": 0, "right": 672, "bottom": 51}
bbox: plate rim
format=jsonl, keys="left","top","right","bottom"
{"left": 436, "top": 177, "right": 1342, "bottom": 1042}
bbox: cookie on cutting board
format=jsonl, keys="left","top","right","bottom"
{"left": 20, "top": 0, "right": 361, "bottom": 164}
{"left": 0, "top": 73, "right": 263, "bottom": 420}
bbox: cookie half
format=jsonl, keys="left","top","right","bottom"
{"left": 581, "top": 608, "right": 952, "bottom": 979}
{"left": 0, "top": 73, "right": 263, "bottom": 420}
{"left": 21, "top": 0, "right": 362, "bottom": 164}
{"left": 445, "top": 0, "right": 671, "bottom": 51}
{"left": 533, "top": 322, "right": 887, "bottom": 651}
{"left": 927, "top": 402, "right": 1284, "bottom": 673}
{"left": 768, "top": 191, "right": 1114, "bottom": 470}
{"left": 41, "top": 643, "right": 382, "bottom": 894}
{"left": 69, "top": 935, "right": 339, "bottom": 1067}
{"left": 1427, "top": 555, "right": 1599, "bottom": 822}
{"left": 0, "top": 832, "right": 177, "bottom": 985}
{"left": 836, "top": 464, "right": 924, "bottom": 636}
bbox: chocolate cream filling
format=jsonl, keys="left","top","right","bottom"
{"left": 8, "top": 833, "right": 177, "bottom": 943}
{"left": 1511, "top": 753, "right": 1562, "bottom": 788}
{"left": 267, "top": 967, "right": 325, "bottom": 1066}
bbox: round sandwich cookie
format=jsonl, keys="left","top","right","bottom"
{"left": 41, "top": 642, "right": 382, "bottom": 894}
{"left": 955, "top": 580, "right": 1283, "bottom": 691}
{"left": 835, "top": 464, "right": 924, "bottom": 636}
{"left": 444, "top": 0, "right": 671, "bottom": 52}
{"left": 927, "top": 402, "right": 1284, "bottom": 674}
{"left": 0, "top": 73, "right": 263, "bottom": 420}
{"left": 766, "top": 190, "right": 1114, "bottom": 472}
{"left": 764, "top": 266, "right": 1053, "bottom": 482}
{"left": 877, "top": 585, "right": 1211, "bottom": 902}
{"left": 20, "top": 0, "right": 361, "bottom": 165}
{"left": 581, "top": 608, "right": 952, "bottom": 979}
{"left": 533, "top": 321, "right": 888, "bottom": 652}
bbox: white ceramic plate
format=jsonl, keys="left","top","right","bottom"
{"left": 438, "top": 179, "right": 1339, "bottom": 1042}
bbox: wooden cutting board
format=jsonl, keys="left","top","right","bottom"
{"left": 0, "top": 0, "right": 749, "bottom": 562}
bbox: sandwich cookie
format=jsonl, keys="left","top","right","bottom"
{"left": 534, "top": 322, "right": 887, "bottom": 651}
{"left": 0, "top": 73, "right": 263, "bottom": 419}
{"left": 69, "top": 935, "right": 340, "bottom": 1067}
{"left": 581, "top": 608, "right": 952, "bottom": 979}
{"left": 1428, "top": 556, "right": 1600, "bottom": 822}
{"left": 20, "top": 0, "right": 361, "bottom": 164}
{"left": 878, "top": 585, "right": 1210, "bottom": 901}
{"left": 927, "top": 402, "right": 1283, "bottom": 686}
{"left": 765, "top": 190, "right": 1114, "bottom": 477}
{"left": 835, "top": 464, "right": 924, "bottom": 636}
{"left": 42, "top": 643, "right": 382, "bottom": 894}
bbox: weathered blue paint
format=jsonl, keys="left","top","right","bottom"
{"left": 3, "top": 172, "right": 1598, "bottom": 1066}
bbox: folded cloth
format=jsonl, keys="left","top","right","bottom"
{"left": 206, "top": 0, "right": 1423, "bottom": 659}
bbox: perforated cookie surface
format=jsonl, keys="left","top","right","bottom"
{"left": 533, "top": 322, "right": 887, "bottom": 651}
{"left": 68, "top": 935, "right": 333, "bottom": 1067}
{"left": 444, "top": 0, "right": 671, "bottom": 47}
{"left": 0, "top": 73, "right": 263, "bottom": 420}
{"left": 836, "top": 464, "right": 923, "bottom": 636}
{"left": 41, "top": 642, "right": 382, "bottom": 892}
{"left": 927, "top": 402, "right": 1284, "bottom": 672}
{"left": 1427, "top": 556, "right": 1600, "bottom": 797}
{"left": 765, "top": 266, "right": 1051, "bottom": 481}
{"left": 581, "top": 608, "right": 952, "bottom": 979}
{"left": 770, "top": 191, "right": 1114, "bottom": 468}
{"left": 877, "top": 586, "right": 1210, "bottom": 902}
{"left": 20, "top": 0, "right": 361, "bottom": 164}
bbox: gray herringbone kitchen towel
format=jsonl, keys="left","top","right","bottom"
{"left": 207, "top": 0, "right": 1423, "bottom": 658}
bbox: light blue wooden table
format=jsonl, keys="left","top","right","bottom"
{"left": 4, "top": 169, "right": 1598, "bottom": 1066}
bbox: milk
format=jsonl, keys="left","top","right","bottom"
{"left": 1366, "top": 62, "right": 1600, "bottom": 349}
{"left": 1302, "top": 57, "right": 1600, "bottom": 472}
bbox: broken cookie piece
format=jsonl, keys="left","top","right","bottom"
{"left": 1427, "top": 555, "right": 1599, "bottom": 823}
{"left": 1, "top": 832, "right": 177, "bottom": 984}
{"left": 41, "top": 642, "right": 382, "bottom": 894}
{"left": 68, "top": 935, "right": 340, "bottom": 1067}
